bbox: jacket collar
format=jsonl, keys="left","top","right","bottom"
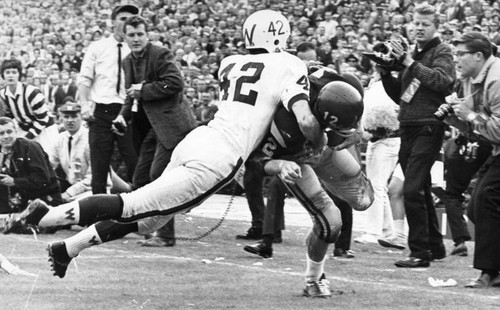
{"left": 413, "top": 37, "right": 442, "bottom": 60}
{"left": 470, "top": 56, "right": 497, "bottom": 85}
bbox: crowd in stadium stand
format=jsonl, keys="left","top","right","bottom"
{"left": 0, "top": 0, "right": 499, "bottom": 123}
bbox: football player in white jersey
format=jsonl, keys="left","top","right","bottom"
{"left": 3, "top": 10, "right": 326, "bottom": 279}
{"left": 245, "top": 68, "right": 373, "bottom": 298}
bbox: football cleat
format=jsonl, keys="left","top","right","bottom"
{"left": 3, "top": 199, "right": 50, "bottom": 234}
{"left": 303, "top": 274, "right": 331, "bottom": 298}
{"left": 47, "top": 241, "right": 73, "bottom": 278}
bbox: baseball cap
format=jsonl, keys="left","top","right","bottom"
{"left": 59, "top": 102, "right": 82, "bottom": 114}
{"left": 111, "top": 4, "right": 139, "bottom": 20}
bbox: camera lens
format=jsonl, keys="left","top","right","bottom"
{"left": 434, "top": 104, "right": 453, "bottom": 121}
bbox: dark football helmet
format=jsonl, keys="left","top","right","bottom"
{"left": 314, "top": 80, "right": 364, "bottom": 132}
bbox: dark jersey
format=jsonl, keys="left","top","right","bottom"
{"left": 248, "top": 67, "right": 363, "bottom": 173}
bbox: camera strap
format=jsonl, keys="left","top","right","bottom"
{"left": 401, "top": 78, "right": 421, "bottom": 104}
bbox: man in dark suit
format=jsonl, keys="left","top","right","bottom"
{"left": 113, "top": 15, "right": 198, "bottom": 247}
{"left": 53, "top": 71, "right": 78, "bottom": 112}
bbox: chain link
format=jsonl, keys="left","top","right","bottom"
{"left": 174, "top": 192, "right": 237, "bottom": 241}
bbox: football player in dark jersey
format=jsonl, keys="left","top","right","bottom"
{"left": 244, "top": 68, "right": 374, "bottom": 298}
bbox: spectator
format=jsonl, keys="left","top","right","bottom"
{"left": 77, "top": 4, "right": 139, "bottom": 194}
{"left": 378, "top": 164, "right": 408, "bottom": 250}
{"left": 0, "top": 58, "right": 59, "bottom": 152}
{"left": 48, "top": 101, "right": 94, "bottom": 202}
{"left": 53, "top": 71, "right": 78, "bottom": 112}
{"left": 113, "top": 15, "right": 198, "bottom": 247}
{"left": 380, "top": 4, "right": 456, "bottom": 268}
{"left": 446, "top": 31, "right": 500, "bottom": 288}
{"left": 0, "top": 116, "right": 62, "bottom": 215}
{"left": 354, "top": 74, "right": 400, "bottom": 245}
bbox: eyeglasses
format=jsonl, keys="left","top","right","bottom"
{"left": 454, "top": 50, "right": 475, "bottom": 57}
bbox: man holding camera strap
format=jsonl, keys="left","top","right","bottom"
{"left": 445, "top": 31, "right": 500, "bottom": 288}
{"left": 379, "top": 4, "right": 456, "bottom": 268}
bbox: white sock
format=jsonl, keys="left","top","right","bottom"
{"left": 305, "top": 254, "right": 326, "bottom": 283}
{"left": 65, "top": 224, "right": 101, "bottom": 258}
{"left": 39, "top": 201, "right": 80, "bottom": 227}
{"left": 393, "top": 220, "right": 406, "bottom": 239}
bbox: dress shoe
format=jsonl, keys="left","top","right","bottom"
{"left": 141, "top": 237, "right": 176, "bottom": 247}
{"left": 490, "top": 274, "right": 500, "bottom": 287}
{"left": 395, "top": 257, "right": 430, "bottom": 268}
{"left": 236, "top": 226, "right": 262, "bottom": 240}
{"left": 353, "top": 234, "right": 378, "bottom": 244}
{"left": 451, "top": 242, "right": 468, "bottom": 256}
{"left": 243, "top": 242, "right": 273, "bottom": 258}
{"left": 378, "top": 235, "right": 406, "bottom": 250}
{"left": 430, "top": 244, "right": 446, "bottom": 261}
{"left": 333, "top": 248, "right": 355, "bottom": 258}
{"left": 465, "top": 273, "right": 492, "bottom": 288}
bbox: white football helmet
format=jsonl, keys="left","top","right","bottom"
{"left": 242, "top": 10, "right": 291, "bottom": 53}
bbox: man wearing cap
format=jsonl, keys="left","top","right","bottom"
{"left": 445, "top": 31, "right": 500, "bottom": 288}
{"left": 77, "top": 4, "right": 139, "bottom": 195}
{"left": 48, "top": 102, "right": 93, "bottom": 203}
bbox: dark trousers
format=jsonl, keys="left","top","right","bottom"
{"left": 443, "top": 137, "right": 491, "bottom": 244}
{"left": 89, "top": 103, "right": 137, "bottom": 194}
{"left": 243, "top": 167, "right": 265, "bottom": 229}
{"left": 329, "top": 194, "right": 353, "bottom": 251}
{"left": 263, "top": 176, "right": 286, "bottom": 235}
{"left": 399, "top": 124, "right": 445, "bottom": 260}
{"left": 132, "top": 128, "right": 175, "bottom": 240}
{"left": 468, "top": 154, "right": 500, "bottom": 272}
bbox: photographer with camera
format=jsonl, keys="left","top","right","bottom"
{"left": 0, "top": 116, "right": 62, "bottom": 219}
{"left": 444, "top": 31, "right": 500, "bottom": 289}
{"left": 376, "top": 4, "right": 456, "bottom": 268}
{"left": 435, "top": 81, "right": 492, "bottom": 259}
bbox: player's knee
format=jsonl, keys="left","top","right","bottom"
{"left": 310, "top": 191, "right": 342, "bottom": 243}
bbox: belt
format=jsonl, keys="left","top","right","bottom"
{"left": 368, "top": 128, "right": 400, "bottom": 142}
{"left": 94, "top": 103, "right": 123, "bottom": 113}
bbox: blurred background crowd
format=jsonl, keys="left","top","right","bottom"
{"left": 1, "top": 0, "right": 500, "bottom": 123}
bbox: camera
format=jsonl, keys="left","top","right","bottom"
{"left": 434, "top": 103, "right": 454, "bottom": 121}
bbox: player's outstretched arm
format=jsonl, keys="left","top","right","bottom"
{"left": 291, "top": 99, "right": 326, "bottom": 152}
{"left": 263, "top": 160, "right": 302, "bottom": 185}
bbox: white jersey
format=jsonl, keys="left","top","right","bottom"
{"left": 209, "top": 52, "right": 309, "bottom": 161}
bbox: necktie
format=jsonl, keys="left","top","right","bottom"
{"left": 68, "top": 136, "right": 73, "bottom": 158}
{"left": 117, "top": 42, "right": 122, "bottom": 94}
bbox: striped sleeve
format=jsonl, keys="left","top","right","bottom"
{"left": 26, "top": 85, "right": 51, "bottom": 138}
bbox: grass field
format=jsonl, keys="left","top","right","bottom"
{"left": 1, "top": 203, "right": 500, "bottom": 310}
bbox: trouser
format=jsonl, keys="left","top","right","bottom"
{"left": 468, "top": 154, "right": 500, "bottom": 272}
{"left": 243, "top": 165, "right": 265, "bottom": 229}
{"left": 262, "top": 176, "right": 286, "bottom": 235}
{"left": 89, "top": 103, "right": 137, "bottom": 194}
{"left": 443, "top": 137, "right": 491, "bottom": 244}
{"left": 399, "top": 124, "right": 444, "bottom": 260}
{"left": 363, "top": 138, "right": 400, "bottom": 236}
{"left": 330, "top": 194, "right": 353, "bottom": 251}
{"left": 132, "top": 129, "right": 176, "bottom": 239}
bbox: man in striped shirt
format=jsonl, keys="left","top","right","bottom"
{"left": 0, "top": 59, "right": 58, "bottom": 152}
